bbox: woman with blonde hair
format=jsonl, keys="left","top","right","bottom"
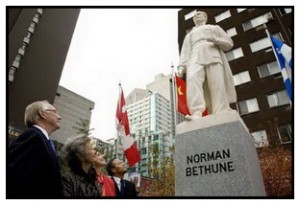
{"left": 94, "top": 152, "right": 116, "bottom": 196}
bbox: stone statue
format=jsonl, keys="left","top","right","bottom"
{"left": 178, "top": 11, "right": 237, "bottom": 120}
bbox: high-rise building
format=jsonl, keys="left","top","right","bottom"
{"left": 146, "top": 73, "right": 185, "bottom": 137}
{"left": 51, "top": 85, "right": 95, "bottom": 144}
{"left": 178, "top": 8, "right": 293, "bottom": 147}
{"left": 8, "top": 8, "right": 80, "bottom": 136}
{"left": 90, "top": 137, "right": 115, "bottom": 161}
{"left": 146, "top": 73, "right": 172, "bottom": 101}
{"left": 125, "top": 88, "right": 149, "bottom": 105}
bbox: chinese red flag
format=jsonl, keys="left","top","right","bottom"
{"left": 175, "top": 75, "right": 208, "bottom": 117}
{"left": 116, "top": 86, "right": 141, "bottom": 167}
{"left": 175, "top": 75, "right": 191, "bottom": 116}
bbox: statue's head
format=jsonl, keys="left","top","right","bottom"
{"left": 193, "top": 11, "right": 208, "bottom": 26}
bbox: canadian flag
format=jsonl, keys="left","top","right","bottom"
{"left": 116, "top": 86, "right": 141, "bottom": 167}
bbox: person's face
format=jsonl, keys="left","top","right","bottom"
{"left": 94, "top": 152, "right": 107, "bottom": 167}
{"left": 42, "top": 105, "right": 61, "bottom": 131}
{"left": 82, "top": 142, "right": 97, "bottom": 164}
{"left": 112, "top": 159, "right": 127, "bottom": 175}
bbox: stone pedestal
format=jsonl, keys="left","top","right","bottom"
{"left": 175, "top": 110, "right": 266, "bottom": 196}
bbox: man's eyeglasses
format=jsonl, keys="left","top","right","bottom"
{"left": 44, "top": 109, "right": 57, "bottom": 114}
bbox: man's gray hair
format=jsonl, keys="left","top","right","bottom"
{"left": 24, "top": 100, "right": 51, "bottom": 127}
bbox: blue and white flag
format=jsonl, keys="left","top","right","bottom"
{"left": 270, "top": 35, "right": 292, "bottom": 102}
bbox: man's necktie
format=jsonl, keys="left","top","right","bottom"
{"left": 48, "top": 139, "right": 56, "bottom": 154}
{"left": 120, "top": 179, "right": 125, "bottom": 196}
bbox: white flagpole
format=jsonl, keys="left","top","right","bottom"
{"left": 117, "top": 82, "right": 124, "bottom": 154}
{"left": 263, "top": 25, "right": 281, "bottom": 67}
{"left": 171, "top": 63, "right": 177, "bottom": 133}
{"left": 118, "top": 81, "right": 122, "bottom": 112}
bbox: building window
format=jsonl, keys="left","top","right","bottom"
{"left": 266, "top": 90, "right": 289, "bottom": 108}
{"left": 279, "top": 8, "right": 292, "bottom": 15}
{"left": 215, "top": 10, "right": 231, "bottom": 23}
{"left": 26, "top": 31, "right": 32, "bottom": 39}
{"left": 242, "top": 12, "right": 273, "bottom": 31}
{"left": 233, "top": 70, "right": 251, "bottom": 86}
{"left": 257, "top": 61, "right": 281, "bottom": 78}
{"left": 237, "top": 98, "right": 259, "bottom": 115}
{"left": 237, "top": 8, "right": 247, "bottom": 13}
{"left": 249, "top": 37, "right": 271, "bottom": 53}
{"left": 37, "top": 8, "right": 43, "bottom": 15}
{"left": 12, "top": 54, "right": 23, "bottom": 68}
{"left": 28, "top": 22, "right": 37, "bottom": 33}
{"left": 141, "top": 148, "right": 147, "bottom": 154}
{"left": 33, "top": 13, "right": 41, "bottom": 23}
{"left": 184, "top": 10, "right": 197, "bottom": 20}
{"left": 251, "top": 130, "right": 269, "bottom": 148}
{"left": 226, "top": 27, "right": 237, "bottom": 37}
{"left": 11, "top": 8, "right": 43, "bottom": 82}
{"left": 277, "top": 124, "right": 292, "bottom": 144}
{"left": 18, "top": 42, "right": 27, "bottom": 56}
{"left": 9, "top": 67, "right": 17, "bottom": 82}
{"left": 154, "top": 134, "right": 159, "bottom": 141}
{"left": 225, "top": 47, "right": 244, "bottom": 62}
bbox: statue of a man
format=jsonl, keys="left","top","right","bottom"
{"left": 178, "top": 11, "right": 237, "bottom": 120}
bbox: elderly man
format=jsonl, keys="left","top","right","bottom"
{"left": 178, "top": 11, "right": 236, "bottom": 120}
{"left": 7, "top": 100, "right": 63, "bottom": 198}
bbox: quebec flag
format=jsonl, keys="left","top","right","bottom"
{"left": 270, "top": 35, "right": 292, "bottom": 102}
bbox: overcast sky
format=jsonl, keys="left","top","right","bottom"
{"left": 59, "top": 9, "right": 180, "bottom": 141}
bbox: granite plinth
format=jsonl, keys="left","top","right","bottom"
{"left": 175, "top": 111, "right": 266, "bottom": 196}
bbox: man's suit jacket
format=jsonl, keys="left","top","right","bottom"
{"left": 112, "top": 178, "right": 137, "bottom": 198}
{"left": 7, "top": 127, "right": 63, "bottom": 198}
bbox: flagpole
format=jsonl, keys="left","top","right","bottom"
{"left": 264, "top": 24, "right": 286, "bottom": 81}
{"left": 117, "top": 81, "right": 124, "bottom": 156}
{"left": 171, "top": 63, "right": 177, "bottom": 134}
{"left": 263, "top": 24, "right": 281, "bottom": 67}
{"left": 256, "top": 24, "right": 283, "bottom": 74}
{"left": 118, "top": 81, "right": 122, "bottom": 112}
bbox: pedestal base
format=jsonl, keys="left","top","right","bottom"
{"left": 175, "top": 111, "right": 266, "bottom": 196}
